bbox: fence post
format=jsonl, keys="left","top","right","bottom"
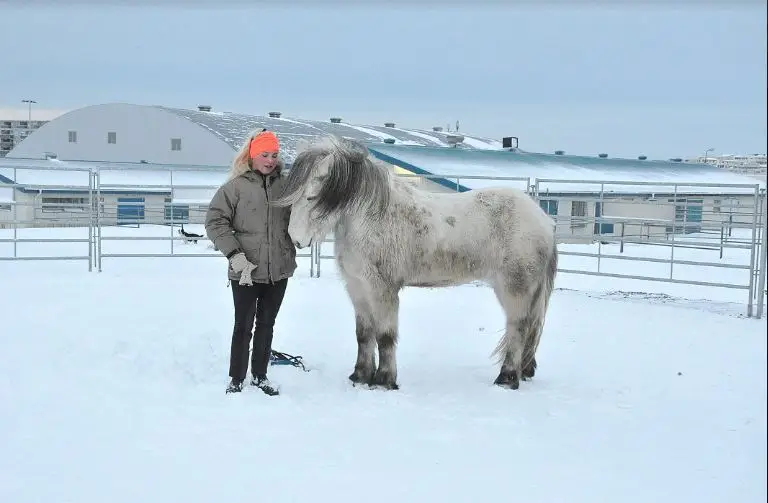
{"left": 746, "top": 186, "right": 760, "bottom": 317}
{"left": 88, "top": 169, "right": 94, "bottom": 272}
{"left": 97, "top": 167, "right": 103, "bottom": 272}
{"left": 755, "top": 191, "right": 767, "bottom": 319}
{"left": 12, "top": 167, "right": 17, "bottom": 258}
{"left": 309, "top": 242, "right": 315, "bottom": 278}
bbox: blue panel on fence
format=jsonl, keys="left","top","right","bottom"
{"left": 117, "top": 197, "right": 145, "bottom": 224}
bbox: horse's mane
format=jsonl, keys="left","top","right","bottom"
{"left": 273, "top": 136, "right": 391, "bottom": 221}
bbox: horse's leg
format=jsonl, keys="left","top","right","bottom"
{"left": 521, "top": 332, "right": 538, "bottom": 380}
{"left": 370, "top": 287, "right": 400, "bottom": 390}
{"left": 345, "top": 285, "right": 378, "bottom": 387}
{"left": 490, "top": 282, "right": 533, "bottom": 390}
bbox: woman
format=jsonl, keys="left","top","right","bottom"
{"left": 205, "top": 129, "right": 297, "bottom": 396}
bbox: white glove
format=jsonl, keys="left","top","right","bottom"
{"left": 229, "top": 252, "right": 257, "bottom": 286}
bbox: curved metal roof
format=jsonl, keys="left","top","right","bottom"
{"left": 155, "top": 106, "right": 502, "bottom": 163}
{"left": 367, "top": 143, "right": 766, "bottom": 195}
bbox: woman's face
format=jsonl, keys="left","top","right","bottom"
{"left": 251, "top": 150, "right": 279, "bottom": 174}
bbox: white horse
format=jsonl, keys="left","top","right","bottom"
{"left": 272, "top": 136, "right": 558, "bottom": 391}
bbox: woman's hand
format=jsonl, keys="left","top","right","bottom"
{"left": 229, "top": 252, "right": 257, "bottom": 286}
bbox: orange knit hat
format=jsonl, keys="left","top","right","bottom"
{"left": 249, "top": 130, "right": 280, "bottom": 158}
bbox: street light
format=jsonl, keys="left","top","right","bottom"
{"left": 21, "top": 99, "right": 37, "bottom": 121}
{"left": 704, "top": 147, "right": 715, "bottom": 163}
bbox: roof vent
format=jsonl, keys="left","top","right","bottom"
{"left": 330, "top": 117, "right": 342, "bottom": 123}
{"left": 670, "top": 157, "right": 682, "bottom": 162}
{"left": 555, "top": 150, "right": 565, "bottom": 155}
{"left": 432, "top": 126, "right": 443, "bottom": 132}
{"left": 197, "top": 105, "right": 212, "bottom": 112}
{"left": 383, "top": 138, "right": 396, "bottom": 144}
{"left": 502, "top": 136, "right": 519, "bottom": 149}
{"left": 384, "top": 122, "right": 396, "bottom": 128}
{"left": 598, "top": 153, "right": 608, "bottom": 158}
{"left": 638, "top": 155, "right": 647, "bottom": 160}
{"left": 446, "top": 134, "right": 465, "bottom": 147}
{"left": 268, "top": 111, "right": 281, "bottom": 118}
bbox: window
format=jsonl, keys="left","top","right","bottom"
{"left": 0, "top": 203, "right": 11, "bottom": 212}
{"left": 666, "top": 198, "right": 703, "bottom": 234}
{"left": 570, "top": 200, "right": 587, "bottom": 228}
{"left": 41, "top": 197, "right": 87, "bottom": 213}
{"left": 107, "top": 132, "right": 116, "bottom": 144}
{"left": 164, "top": 198, "right": 190, "bottom": 223}
{"left": 594, "top": 202, "right": 614, "bottom": 235}
{"left": 68, "top": 131, "right": 77, "bottom": 143}
{"left": 712, "top": 199, "right": 721, "bottom": 213}
{"left": 171, "top": 138, "right": 182, "bottom": 151}
{"left": 539, "top": 199, "right": 558, "bottom": 216}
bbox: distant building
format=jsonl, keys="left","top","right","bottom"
{"left": 685, "top": 153, "right": 767, "bottom": 183}
{"left": 1, "top": 119, "right": 48, "bottom": 157}
{"left": 4, "top": 103, "right": 502, "bottom": 165}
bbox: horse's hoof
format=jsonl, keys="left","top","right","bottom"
{"left": 349, "top": 371, "right": 375, "bottom": 387}
{"left": 371, "top": 370, "right": 399, "bottom": 390}
{"left": 494, "top": 370, "right": 520, "bottom": 390}
{"left": 522, "top": 359, "right": 537, "bottom": 380}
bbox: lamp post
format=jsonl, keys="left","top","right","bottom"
{"left": 704, "top": 147, "right": 714, "bottom": 163}
{"left": 21, "top": 99, "right": 37, "bottom": 121}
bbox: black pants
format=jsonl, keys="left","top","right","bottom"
{"left": 229, "top": 278, "right": 288, "bottom": 381}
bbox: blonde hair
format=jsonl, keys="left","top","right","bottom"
{"left": 226, "top": 128, "right": 284, "bottom": 181}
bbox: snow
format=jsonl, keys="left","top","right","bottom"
{"left": 455, "top": 134, "right": 503, "bottom": 150}
{"left": 341, "top": 122, "right": 398, "bottom": 141}
{"left": 394, "top": 127, "right": 450, "bottom": 146}
{"left": 0, "top": 224, "right": 765, "bottom": 503}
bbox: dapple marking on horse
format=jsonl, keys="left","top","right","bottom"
{"left": 272, "top": 136, "right": 558, "bottom": 391}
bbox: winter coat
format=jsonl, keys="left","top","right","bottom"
{"left": 205, "top": 167, "right": 297, "bottom": 284}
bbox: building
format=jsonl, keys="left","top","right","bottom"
{"left": 685, "top": 153, "right": 767, "bottom": 183}
{"left": 4, "top": 103, "right": 502, "bottom": 165}
{"left": 2, "top": 102, "right": 764, "bottom": 242}
{"left": 0, "top": 157, "right": 225, "bottom": 229}
{"left": 1, "top": 119, "right": 48, "bottom": 157}
{"left": 366, "top": 143, "right": 766, "bottom": 242}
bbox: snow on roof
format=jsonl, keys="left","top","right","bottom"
{"left": 368, "top": 144, "right": 766, "bottom": 195}
{"left": 155, "top": 106, "right": 502, "bottom": 163}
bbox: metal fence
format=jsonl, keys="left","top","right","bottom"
{"left": 1, "top": 161, "right": 765, "bottom": 318}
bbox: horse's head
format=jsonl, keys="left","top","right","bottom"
{"left": 285, "top": 159, "right": 334, "bottom": 249}
{"left": 272, "top": 135, "right": 390, "bottom": 249}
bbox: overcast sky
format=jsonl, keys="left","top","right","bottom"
{"left": 1, "top": 2, "right": 765, "bottom": 159}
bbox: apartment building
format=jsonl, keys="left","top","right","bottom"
{"left": 0, "top": 119, "right": 48, "bottom": 157}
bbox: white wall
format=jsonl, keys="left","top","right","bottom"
{"left": 0, "top": 189, "right": 34, "bottom": 228}
{"left": 7, "top": 103, "right": 236, "bottom": 166}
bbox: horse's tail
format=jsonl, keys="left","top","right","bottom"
{"left": 521, "top": 241, "right": 558, "bottom": 371}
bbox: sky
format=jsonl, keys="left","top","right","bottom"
{"left": 0, "top": 2, "right": 766, "bottom": 160}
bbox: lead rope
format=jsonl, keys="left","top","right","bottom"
{"left": 269, "top": 350, "right": 310, "bottom": 372}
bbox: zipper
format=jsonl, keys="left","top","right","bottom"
{"left": 263, "top": 176, "right": 273, "bottom": 283}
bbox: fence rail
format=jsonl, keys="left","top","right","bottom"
{"left": 1, "top": 161, "right": 765, "bottom": 318}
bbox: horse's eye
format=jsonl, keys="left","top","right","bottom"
{"left": 307, "top": 196, "right": 316, "bottom": 201}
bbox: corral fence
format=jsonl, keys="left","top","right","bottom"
{"left": 1, "top": 161, "right": 766, "bottom": 319}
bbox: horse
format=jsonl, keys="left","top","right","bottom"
{"left": 271, "top": 135, "right": 558, "bottom": 391}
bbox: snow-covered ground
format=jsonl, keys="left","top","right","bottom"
{"left": 1, "top": 224, "right": 766, "bottom": 503}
